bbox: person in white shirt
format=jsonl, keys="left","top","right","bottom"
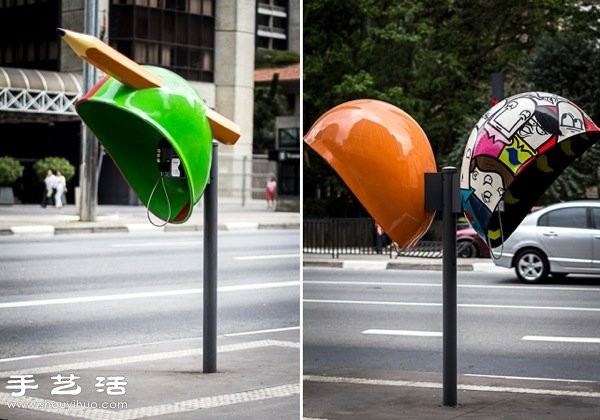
{"left": 54, "top": 170, "right": 67, "bottom": 208}
{"left": 42, "top": 170, "right": 57, "bottom": 208}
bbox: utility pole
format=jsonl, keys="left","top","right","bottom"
{"left": 79, "top": 0, "right": 99, "bottom": 221}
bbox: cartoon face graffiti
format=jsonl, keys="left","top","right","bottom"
{"left": 558, "top": 101, "right": 586, "bottom": 141}
{"left": 471, "top": 168, "right": 504, "bottom": 209}
{"left": 469, "top": 155, "right": 513, "bottom": 212}
{"left": 517, "top": 111, "right": 555, "bottom": 150}
{"left": 488, "top": 97, "right": 536, "bottom": 143}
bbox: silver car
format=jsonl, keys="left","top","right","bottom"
{"left": 492, "top": 201, "right": 600, "bottom": 283}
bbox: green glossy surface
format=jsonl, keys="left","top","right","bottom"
{"left": 76, "top": 66, "right": 212, "bottom": 223}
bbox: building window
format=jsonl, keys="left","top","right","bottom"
{"left": 110, "top": 0, "right": 215, "bottom": 82}
{"left": 0, "top": 0, "right": 60, "bottom": 70}
{"left": 256, "top": 0, "right": 289, "bottom": 51}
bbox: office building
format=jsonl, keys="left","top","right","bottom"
{"left": 0, "top": 0, "right": 254, "bottom": 205}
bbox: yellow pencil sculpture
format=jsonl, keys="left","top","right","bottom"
{"left": 58, "top": 27, "right": 240, "bottom": 223}
{"left": 58, "top": 27, "right": 240, "bottom": 145}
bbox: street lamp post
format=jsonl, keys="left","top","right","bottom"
{"left": 80, "top": 0, "right": 99, "bottom": 221}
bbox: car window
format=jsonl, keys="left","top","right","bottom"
{"left": 537, "top": 207, "right": 587, "bottom": 229}
{"left": 592, "top": 208, "right": 600, "bottom": 229}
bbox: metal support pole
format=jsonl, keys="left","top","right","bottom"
{"left": 80, "top": 0, "right": 99, "bottom": 221}
{"left": 241, "top": 155, "right": 247, "bottom": 207}
{"left": 203, "top": 141, "right": 218, "bottom": 373}
{"left": 442, "top": 166, "right": 458, "bottom": 406}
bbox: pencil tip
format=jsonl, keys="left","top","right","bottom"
{"left": 56, "top": 28, "right": 66, "bottom": 37}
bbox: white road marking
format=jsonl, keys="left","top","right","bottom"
{"left": 224, "top": 222, "right": 259, "bottom": 230}
{"left": 522, "top": 335, "right": 600, "bottom": 344}
{"left": 342, "top": 261, "right": 389, "bottom": 270}
{"left": 304, "top": 298, "right": 600, "bottom": 312}
{"left": 304, "top": 280, "right": 600, "bottom": 293}
{"left": 0, "top": 383, "right": 299, "bottom": 420}
{"left": 464, "top": 373, "right": 597, "bottom": 384}
{"left": 304, "top": 299, "right": 440, "bottom": 308}
{"left": 0, "top": 340, "right": 298, "bottom": 378}
{"left": 0, "top": 281, "right": 299, "bottom": 309}
{"left": 304, "top": 375, "right": 600, "bottom": 398}
{"left": 234, "top": 253, "right": 299, "bottom": 260}
{"left": 225, "top": 326, "right": 300, "bottom": 337}
{"left": 0, "top": 330, "right": 300, "bottom": 364}
{"left": 0, "top": 354, "right": 42, "bottom": 363}
{"left": 111, "top": 240, "right": 202, "bottom": 248}
{"left": 10, "top": 225, "right": 54, "bottom": 235}
{"left": 362, "top": 329, "right": 442, "bottom": 337}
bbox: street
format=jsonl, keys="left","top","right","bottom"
{"left": 0, "top": 230, "right": 300, "bottom": 419}
{"left": 304, "top": 266, "right": 600, "bottom": 417}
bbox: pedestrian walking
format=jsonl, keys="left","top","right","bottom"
{"left": 41, "top": 170, "right": 57, "bottom": 208}
{"left": 54, "top": 170, "right": 67, "bottom": 208}
{"left": 374, "top": 222, "right": 386, "bottom": 254}
{"left": 266, "top": 176, "right": 277, "bottom": 209}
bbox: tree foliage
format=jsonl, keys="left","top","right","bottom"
{"left": 0, "top": 156, "right": 24, "bottom": 186}
{"left": 33, "top": 157, "right": 76, "bottom": 182}
{"left": 523, "top": 31, "right": 600, "bottom": 203}
{"left": 304, "top": 0, "right": 600, "bottom": 216}
{"left": 254, "top": 80, "right": 292, "bottom": 154}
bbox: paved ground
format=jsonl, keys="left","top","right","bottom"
{"left": 0, "top": 330, "right": 300, "bottom": 419}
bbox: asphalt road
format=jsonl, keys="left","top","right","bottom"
{"left": 304, "top": 267, "right": 600, "bottom": 382}
{"left": 0, "top": 230, "right": 300, "bottom": 358}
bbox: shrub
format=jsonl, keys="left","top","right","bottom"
{"left": 0, "top": 156, "right": 24, "bottom": 186}
{"left": 33, "top": 157, "right": 76, "bottom": 182}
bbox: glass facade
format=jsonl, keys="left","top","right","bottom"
{"left": 0, "top": 0, "right": 61, "bottom": 70}
{"left": 110, "top": 0, "right": 215, "bottom": 82}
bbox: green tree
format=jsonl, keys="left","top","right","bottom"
{"left": 523, "top": 31, "right": 600, "bottom": 203}
{"left": 0, "top": 156, "right": 24, "bottom": 186}
{"left": 33, "top": 157, "right": 76, "bottom": 182}
{"left": 253, "top": 77, "right": 292, "bottom": 154}
{"left": 304, "top": 0, "right": 565, "bottom": 217}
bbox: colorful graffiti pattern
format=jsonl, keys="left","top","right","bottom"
{"left": 460, "top": 92, "right": 598, "bottom": 243}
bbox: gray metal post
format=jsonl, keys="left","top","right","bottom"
{"left": 80, "top": 0, "right": 99, "bottom": 221}
{"left": 241, "top": 155, "right": 247, "bottom": 207}
{"left": 203, "top": 141, "right": 218, "bottom": 373}
{"left": 442, "top": 166, "right": 458, "bottom": 406}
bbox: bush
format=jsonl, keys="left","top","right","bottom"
{"left": 255, "top": 49, "right": 300, "bottom": 68}
{"left": 33, "top": 157, "right": 76, "bottom": 182}
{"left": 0, "top": 156, "right": 24, "bottom": 186}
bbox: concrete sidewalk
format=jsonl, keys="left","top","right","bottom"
{"left": 303, "top": 253, "right": 503, "bottom": 272}
{"left": 0, "top": 198, "right": 299, "bottom": 235}
{"left": 304, "top": 367, "right": 600, "bottom": 419}
{"left": 0, "top": 329, "right": 300, "bottom": 419}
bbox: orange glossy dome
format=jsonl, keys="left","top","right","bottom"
{"left": 304, "top": 99, "right": 437, "bottom": 248}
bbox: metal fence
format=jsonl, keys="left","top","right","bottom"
{"left": 303, "top": 218, "right": 443, "bottom": 258}
{"left": 217, "top": 153, "right": 277, "bottom": 204}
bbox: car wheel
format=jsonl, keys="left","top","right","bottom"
{"left": 514, "top": 249, "right": 549, "bottom": 283}
{"left": 457, "top": 240, "right": 478, "bottom": 258}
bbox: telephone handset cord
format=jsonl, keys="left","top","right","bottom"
{"left": 146, "top": 174, "right": 172, "bottom": 227}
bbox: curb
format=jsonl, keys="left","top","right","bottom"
{"left": 0, "top": 222, "right": 300, "bottom": 236}
{"left": 303, "top": 259, "right": 476, "bottom": 271}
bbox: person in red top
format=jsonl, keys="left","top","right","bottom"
{"left": 266, "top": 177, "right": 277, "bottom": 209}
